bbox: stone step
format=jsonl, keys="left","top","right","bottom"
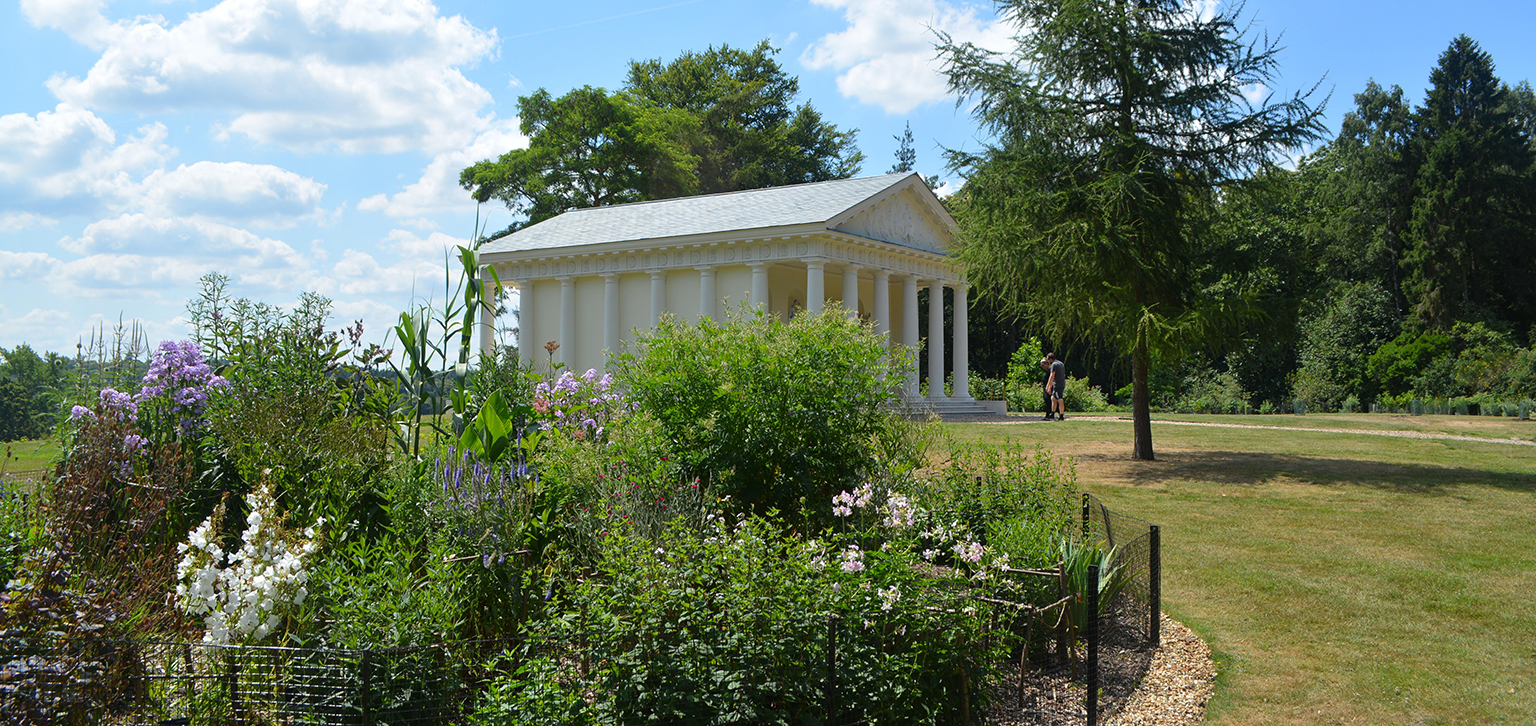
{"left": 899, "top": 398, "right": 1009, "bottom": 421}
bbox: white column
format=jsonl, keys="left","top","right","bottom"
{"left": 750, "top": 263, "right": 769, "bottom": 310}
{"left": 602, "top": 273, "right": 620, "bottom": 360}
{"left": 902, "top": 276, "right": 920, "bottom": 401}
{"left": 559, "top": 277, "right": 576, "bottom": 368}
{"left": 953, "top": 283, "right": 971, "bottom": 401}
{"left": 873, "top": 269, "right": 890, "bottom": 338}
{"left": 650, "top": 270, "right": 667, "bottom": 327}
{"left": 928, "top": 280, "right": 946, "bottom": 401}
{"left": 698, "top": 266, "right": 717, "bottom": 321}
{"left": 516, "top": 279, "right": 534, "bottom": 367}
{"left": 805, "top": 260, "right": 825, "bottom": 314}
{"left": 478, "top": 267, "right": 496, "bottom": 360}
{"left": 841, "top": 265, "right": 860, "bottom": 319}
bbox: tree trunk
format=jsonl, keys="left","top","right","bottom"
{"left": 1132, "top": 333, "right": 1155, "bottom": 461}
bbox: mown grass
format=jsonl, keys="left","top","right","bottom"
{"left": 950, "top": 415, "right": 1536, "bottom": 725}
{"left": 1068, "top": 411, "right": 1536, "bottom": 442}
{"left": 1, "top": 437, "right": 59, "bottom": 481}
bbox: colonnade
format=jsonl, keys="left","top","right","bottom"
{"left": 493, "top": 259, "right": 970, "bottom": 404}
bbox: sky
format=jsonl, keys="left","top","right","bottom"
{"left": 3, "top": 0, "right": 1535, "bottom": 356}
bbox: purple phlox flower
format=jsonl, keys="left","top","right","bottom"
{"left": 122, "top": 434, "right": 147, "bottom": 455}
{"left": 70, "top": 405, "right": 95, "bottom": 421}
{"left": 582, "top": 368, "right": 597, "bottom": 382}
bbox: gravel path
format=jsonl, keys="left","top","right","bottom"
{"left": 976, "top": 415, "right": 1536, "bottom": 447}
{"left": 1103, "top": 614, "right": 1216, "bottom": 726}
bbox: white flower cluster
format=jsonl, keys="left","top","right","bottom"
{"left": 831, "top": 483, "right": 873, "bottom": 518}
{"left": 840, "top": 544, "right": 866, "bottom": 573}
{"left": 877, "top": 585, "right": 901, "bottom": 611}
{"left": 175, "top": 485, "right": 323, "bottom": 645}
{"left": 882, "top": 493, "right": 916, "bottom": 529}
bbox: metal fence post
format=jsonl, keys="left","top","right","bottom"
{"left": 360, "top": 650, "right": 373, "bottom": 726}
{"left": 1149, "top": 525, "right": 1161, "bottom": 648}
{"left": 227, "top": 653, "right": 242, "bottom": 725}
{"left": 825, "top": 615, "right": 838, "bottom": 726}
{"left": 1081, "top": 492, "right": 1091, "bottom": 541}
{"left": 1086, "top": 564, "right": 1100, "bottom": 726}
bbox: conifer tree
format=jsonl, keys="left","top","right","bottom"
{"left": 889, "top": 122, "right": 916, "bottom": 173}
{"left": 1403, "top": 35, "right": 1535, "bottom": 331}
{"left": 939, "top": 0, "right": 1322, "bottom": 459}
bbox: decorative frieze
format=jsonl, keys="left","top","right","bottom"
{"left": 491, "top": 234, "right": 958, "bottom": 286}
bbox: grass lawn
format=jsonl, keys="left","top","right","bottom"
{"left": 1, "top": 437, "right": 59, "bottom": 485}
{"left": 950, "top": 414, "right": 1536, "bottom": 725}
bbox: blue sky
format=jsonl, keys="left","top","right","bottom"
{"left": 3, "top": 0, "right": 1534, "bottom": 355}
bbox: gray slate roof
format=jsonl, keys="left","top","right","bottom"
{"left": 480, "top": 173, "right": 913, "bottom": 255}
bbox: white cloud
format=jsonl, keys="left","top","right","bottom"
{"left": 0, "top": 251, "right": 62, "bottom": 280}
{"left": 359, "top": 122, "right": 527, "bottom": 217}
{"left": 19, "top": 0, "right": 114, "bottom": 48}
{"left": 54, "top": 214, "right": 313, "bottom": 295}
{"left": 0, "top": 213, "right": 60, "bottom": 232}
{"left": 802, "top": 0, "right": 1012, "bottom": 114}
{"left": 140, "top": 161, "right": 327, "bottom": 226}
{"left": 0, "top": 104, "right": 170, "bottom": 215}
{"left": 1, "top": 105, "right": 327, "bottom": 229}
{"left": 325, "top": 229, "right": 462, "bottom": 297}
{"left": 1242, "top": 82, "right": 1270, "bottom": 106}
{"left": 47, "top": 0, "right": 501, "bottom": 154}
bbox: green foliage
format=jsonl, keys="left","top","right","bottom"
{"left": 940, "top": 0, "right": 1323, "bottom": 459}
{"left": 474, "top": 516, "right": 995, "bottom": 726}
{"left": 0, "top": 477, "right": 40, "bottom": 588}
{"left": 1058, "top": 536, "right": 1133, "bottom": 637}
{"left": 463, "top": 41, "right": 862, "bottom": 237}
{"left": 1404, "top": 36, "right": 1536, "bottom": 332}
{"left": 612, "top": 306, "right": 910, "bottom": 519}
{"left": 889, "top": 121, "right": 917, "bottom": 173}
{"left": 459, "top": 86, "right": 701, "bottom": 228}
{"left": 1294, "top": 282, "right": 1403, "bottom": 409}
{"left": 0, "top": 344, "right": 65, "bottom": 442}
{"left": 1004, "top": 337, "right": 1045, "bottom": 412}
{"left": 1366, "top": 330, "right": 1453, "bottom": 399}
{"left": 626, "top": 40, "right": 863, "bottom": 194}
{"left": 1168, "top": 369, "right": 1247, "bottom": 414}
{"left": 306, "top": 535, "right": 463, "bottom": 649}
{"left": 1063, "top": 376, "right": 1110, "bottom": 413}
{"left": 913, "top": 441, "right": 1078, "bottom": 568}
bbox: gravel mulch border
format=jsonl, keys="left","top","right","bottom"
{"left": 1102, "top": 613, "right": 1216, "bottom": 726}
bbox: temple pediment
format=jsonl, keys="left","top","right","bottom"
{"left": 830, "top": 185, "right": 953, "bottom": 255}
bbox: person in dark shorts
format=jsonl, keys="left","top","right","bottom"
{"left": 1046, "top": 352, "right": 1066, "bottom": 420}
{"left": 1039, "top": 358, "right": 1053, "bottom": 420}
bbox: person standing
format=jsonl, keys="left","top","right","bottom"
{"left": 1039, "top": 357, "right": 1053, "bottom": 420}
{"left": 1046, "top": 352, "right": 1066, "bottom": 421}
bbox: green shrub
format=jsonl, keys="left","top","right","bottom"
{"left": 1366, "top": 330, "right": 1452, "bottom": 399}
{"left": 1175, "top": 369, "right": 1248, "bottom": 413}
{"left": 1005, "top": 337, "right": 1045, "bottom": 412}
{"left": 473, "top": 515, "right": 997, "bottom": 726}
{"left": 613, "top": 306, "right": 910, "bottom": 520}
{"left": 1063, "top": 375, "right": 1110, "bottom": 412}
{"left": 913, "top": 441, "right": 1078, "bottom": 564}
{"left": 1295, "top": 282, "right": 1402, "bottom": 408}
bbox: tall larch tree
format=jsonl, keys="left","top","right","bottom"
{"left": 939, "top": 0, "right": 1323, "bottom": 460}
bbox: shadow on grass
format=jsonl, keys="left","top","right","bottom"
{"left": 1077, "top": 450, "right": 1536, "bottom": 494}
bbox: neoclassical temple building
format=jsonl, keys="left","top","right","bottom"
{"left": 478, "top": 172, "right": 1003, "bottom": 416}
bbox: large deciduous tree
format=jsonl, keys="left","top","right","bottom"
{"left": 939, "top": 0, "right": 1323, "bottom": 460}
{"left": 462, "top": 42, "right": 862, "bottom": 236}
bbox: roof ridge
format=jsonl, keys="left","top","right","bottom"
{"left": 559, "top": 172, "right": 912, "bottom": 215}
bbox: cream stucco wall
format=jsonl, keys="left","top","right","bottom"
{"left": 513, "top": 262, "right": 922, "bottom": 374}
